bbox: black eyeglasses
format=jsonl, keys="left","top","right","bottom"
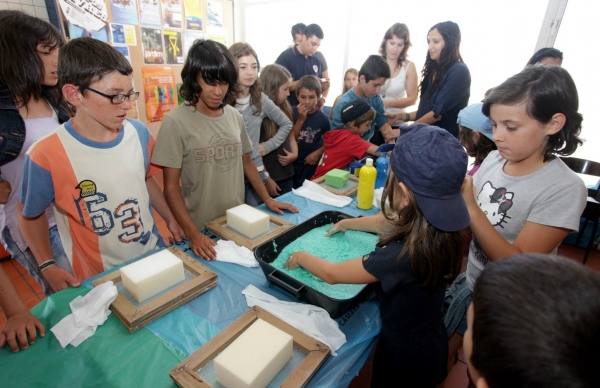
{"left": 78, "top": 85, "right": 140, "bottom": 104}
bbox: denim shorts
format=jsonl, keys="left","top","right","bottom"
{"left": 443, "top": 272, "right": 472, "bottom": 337}
{"left": 2, "top": 225, "right": 73, "bottom": 296}
{"left": 244, "top": 170, "right": 268, "bottom": 207}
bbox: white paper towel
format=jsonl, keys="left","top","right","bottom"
{"left": 292, "top": 179, "right": 353, "bottom": 208}
{"left": 215, "top": 240, "right": 259, "bottom": 267}
{"left": 51, "top": 281, "right": 118, "bottom": 348}
{"left": 242, "top": 284, "right": 346, "bottom": 355}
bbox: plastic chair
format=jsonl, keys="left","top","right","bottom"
{"left": 560, "top": 157, "right": 600, "bottom": 264}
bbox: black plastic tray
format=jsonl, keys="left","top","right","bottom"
{"left": 254, "top": 211, "right": 374, "bottom": 318}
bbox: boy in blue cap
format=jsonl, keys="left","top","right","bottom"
{"left": 457, "top": 102, "right": 496, "bottom": 176}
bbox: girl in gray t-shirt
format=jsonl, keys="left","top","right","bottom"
{"left": 444, "top": 65, "right": 587, "bottom": 382}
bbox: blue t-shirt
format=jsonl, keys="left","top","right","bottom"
{"left": 292, "top": 106, "right": 330, "bottom": 163}
{"left": 276, "top": 45, "right": 322, "bottom": 106}
{"left": 416, "top": 61, "right": 471, "bottom": 137}
{"left": 331, "top": 88, "right": 388, "bottom": 141}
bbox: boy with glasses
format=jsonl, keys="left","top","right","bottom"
{"left": 18, "top": 38, "right": 182, "bottom": 288}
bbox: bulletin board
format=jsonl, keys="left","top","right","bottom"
{"left": 55, "top": 0, "right": 235, "bottom": 137}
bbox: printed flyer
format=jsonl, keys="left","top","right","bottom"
{"left": 138, "top": 0, "right": 162, "bottom": 27}
{"left": 161, "top": 0, "right": 182, "bottom": 29}
{"left": 110, "top": 23, "right": 137, "bottom": 45}
{"left": 142, "top": 66, "right": 178, "bottom": 122}
{"left": 184, "top": 0, "right": 202, "bottom": 30}
{"left": 207, "top": 0, "right": 222, "bottom": 27}
{"left": 110, "top": 0, "right": 138, "bottom": 25}
{"left": 141, "top": 27, "right": 165, "bottom": 64}
{"left": 207, "top": 25, "right": 227, "bottom": 45}
{"left": 183, "top": 31, "right": 204, "bottom": 59}
{"left": 58, "top": 0, "right": 108, "bottom": 38}
{"left": 163, "top": 30, "right": 184, "bottom": 65}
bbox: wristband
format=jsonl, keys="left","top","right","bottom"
{"left": 405, "top": 113, "right": 410, "bottom": 122}
{"left": 38, "top": 260, "right": 55, "bottom": 272}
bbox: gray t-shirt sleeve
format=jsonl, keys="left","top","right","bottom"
{"left": 152, "top": 115, "right": 184, "bottom": 168}
{"left": 260, "top": 94, "right": 293, "bottom": 154}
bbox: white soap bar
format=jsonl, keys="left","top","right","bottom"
{"left": 120, "top": 250, "right": 185, "bottom": 303}
{"left": 214, "top": 319, "right": 293, "bottom": 388}
{"left": 226, "top": 204, "right": 270, "bottom": 238}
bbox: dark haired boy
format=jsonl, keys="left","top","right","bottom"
{"left": 276, "top": 23, "right": 329, "bottom": 107}
{"left": 464, "top": 254, "right": 600, "bottom": 388}
{"left": 18, "top": 38, "right": 183, "bottom": 289}
{"left": 332, "top": 55, "right": 398, "bottom": 144}
{"left": 291, "top": 75, "right": 330, "bottom": 188}
{"left": 313, "top": 100, "right": 380, "bottom": 179}
{"left": 152, "top": 40, "right": 297, "bottom": 261}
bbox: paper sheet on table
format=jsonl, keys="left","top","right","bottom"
{"left": 292, "top": 180, "right": 352, "bottom": 208}
{"left": 243, "top": 284, "right": 346, "bottom": 356}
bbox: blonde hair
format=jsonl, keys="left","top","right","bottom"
{"left": 343, "top": 68, "right": 358, "bottom": 94}
{"left": 259, "top": 64, "right": 293, "bottom": 141}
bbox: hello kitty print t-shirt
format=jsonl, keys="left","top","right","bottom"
{"left": 465, "top": 151, "right": 587, "bottom": 291}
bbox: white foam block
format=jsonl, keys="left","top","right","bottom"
{"left": 226, "top": 204, "right": 270, "bottom": 239}
{"left": 214, "top": 318, "right": 293, "bottom": 388}
{"left": 120, "top": 250, "right": 185, "bottom": 303}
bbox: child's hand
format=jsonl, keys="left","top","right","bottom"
{"left": 297, "top": 103, "right": 309, "bottom": 122}
{"left": 277, "top": 147, "right": 297, "bottom": 166}
{"left": 258, "top": 143, "right": 267, "bottom": 156}
{"left": 0, "top": 311, "right": 45, "bottom": 352}
{"left": 326, "top": 220, "right": 349, "bottom": 237}
{"left": 304, "top": 150, "right": 321, "bottom": 165}
{"left": 166, "top": 218, "right": 185, "bottom": 244}
{"left": 43, "top": 265, "right": 80, "bottom": 292}
{"left": 283, "top": 251, "right": 308, "bottom": 270}
{"left": 265, "top": 177, "right": 281, "bottom": 197}
{"left": 266, "top": 199, "right": 299, "bottom": 215}
{"left": 189, "top": 231, "right": 217, "bottom": 260}
{"left": 384, "top": 111, "right": 400, "bottom": 125}
{"left": 320, "top": 77, "right": 330, "bottom": 93}
{"left": 0, "top": 181, "right": 11, "bottom": 204}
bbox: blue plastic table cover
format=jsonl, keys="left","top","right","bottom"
{"left": 3, "top": 192, "right": 382, "bottom": 387}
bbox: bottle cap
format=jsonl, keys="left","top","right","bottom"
{"left": 365, "top": 158, "right": 373, "bottom": 166}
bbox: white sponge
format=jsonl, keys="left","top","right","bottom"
{"left": 227, "top": 204, "right": 270, "bottom": 238}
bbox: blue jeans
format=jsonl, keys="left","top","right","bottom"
{"left": 276, "top": 177, "right": 294, "bottom": 195}
{"left": 244, "top": 171, "right": 268, "bottom": 207}
{"left": 2, "top": 225, "right": 73, "bottom": 296}
{"left": 443, "top": 272, "right": 472, "bottom": 337}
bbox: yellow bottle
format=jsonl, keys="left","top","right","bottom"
{"left": 357, "top": 158, "right": 376, "bottom": 210}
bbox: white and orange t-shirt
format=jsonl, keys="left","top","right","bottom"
{"left": 19, "top": 119, "right": 161, "bottom": 281}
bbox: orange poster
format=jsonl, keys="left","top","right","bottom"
{"left": 142, "top": 66, "right": 178, "bottom": 122}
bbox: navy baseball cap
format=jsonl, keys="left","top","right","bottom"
{"left": 457, "top": 102, "right": 493, "bottom": 140}
{"left": 390, "top": 124, "right": 469, "bottom": 232}
{"left": 341, "top": 99, "right": 371, "bottom": 125}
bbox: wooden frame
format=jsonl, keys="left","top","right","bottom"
{"left": 92, "top": 247, "right": 217, "bottom": 333}
{"left": 311, "top": 175, "right": 359, "bottom": 197}
{"left": 205, "top": 214, "right": 294, "bottom": 251}
{"left": 170, "top": 306, "right": 330, "bottom": 388}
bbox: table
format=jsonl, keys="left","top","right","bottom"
{"left": 0, "top": 192, "right": 382, "bottom": 387}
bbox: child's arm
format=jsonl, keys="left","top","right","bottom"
{"left": 162, "top": 167, "right": 217, "bottom": 260}
{"left": 327, "top": 214, "right": 392, "bottom": 236}
{"left": 379, "top": 122, "right": 399, "bottom": 143}
{"left": 145, "top": 175, "right": 184, "bottom": 243}
{"left": 278, "top": 133, "right": 298, "bottom": 167}
{"left": 462, "top": 176, "right": 571, "bottom": 261}
{"left": 242, "top": 154, "right": 299, "bottom": 214}
{"left": 259, "top": 97, "right": 293, "bottom": 155}
{"left": 0, "top": 265, "right": 45, "bottom": 352}
{"left": 293, "top": 104, "right": 308, "bottom": 139}
{"left": 330, "top": 95, "right": 341, "bottom": 120}
{"left": 284, "top": 253, "right": 378, "bottom": 285}
{"left": 304, "top": 146, "right": 324, "bottom": 166}
{"left": 366, "top": 144, "right": 382, "bottom": 156}
{"left": 16, "top": 202, "right": 80, "bottom": 291}
{"left": 0, "top": 180, "right": 11, "bottom": 204}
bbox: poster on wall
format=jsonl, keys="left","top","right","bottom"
{"left": 207, "top": 25, "right": 227, "bottom": 45}
{"left": 139, "top": 0, "right": 162, "bottom": 27}
{"left": 113, "top": 45, "right": 131, "bottom": 62}
{"left": 161, "top": 0, "right": 182, "bottom": 29}
{"left": 142, "top": 66, "right": 177, "bottom": 122}
{"left": 110, "top": 23, "right": 137, "bottom": 46}
{"left": 110, "top": 0, "right": 138, "bottom": 25}
{"left": 141, "top": 27, "right": 165, "bottom": 64}
{"left": 184, "top": 0, "right": 202, "bottom": 30}
{"left": 207, "top": 0, "right": 222, "bottom": 27}
{"left": 163, "top": 30, "right": 184, "bottom": 65}
{"left": 58, "top": 0, "right": 109, "bottom": 39}
{"left": 112, "top": 46, "right": 139, "bottom": 119}
{"left": 183, "top": 31, "right": 204, "bottom": 59}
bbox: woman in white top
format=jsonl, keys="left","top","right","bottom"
{"left": 379, "top": 23, "right": 418, "bottom": 127}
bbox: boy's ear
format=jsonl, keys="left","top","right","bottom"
{"left": 358, "top": 75, "right": 366, "bottom": 84}
{"left": 547, "top": 113, "right": 566, "bottom": 135}
{"left": 63, "top": 84, "right": 83, "bottom": 107}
